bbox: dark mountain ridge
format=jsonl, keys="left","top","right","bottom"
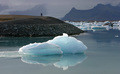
{"left": 62, "top": 4, "right": 120, "bottom": 21}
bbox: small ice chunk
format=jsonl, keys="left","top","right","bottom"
{"left": 63, "top": 33, "right": 68, "bottom": 37}
{"left": 47, "top": 33, "right": 87, "bottom": 54}
{"left": 115, "top": 35, "right": 119, "bottom": 38}
{"left": 19, "top": 43, "right": 63, "bottom": 55}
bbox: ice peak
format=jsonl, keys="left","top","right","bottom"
{"left": 63, "top": 33, "right": 68, "bottom": 37}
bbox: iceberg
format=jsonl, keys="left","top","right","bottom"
{"left": 19, "top": 43, "right": 63, "bottom": 55}
{"left": 19, "top": 33, "right": 87, "bottom": 55}
{"left": 47, "top": 33, "right": 87, "bottom": 54}
{"left": 91, "top": 26, "right": 106, "bottom": 30}
{"left": 91, "top": 26, "right": 107, "bottom": 31}
{"left": 0, "top": 51, "right": 20, "bottom": 58}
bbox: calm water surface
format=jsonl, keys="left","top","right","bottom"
{"left": 0, "top": 29, "right": 120, "bottom": 74}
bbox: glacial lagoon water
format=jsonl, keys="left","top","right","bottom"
{"left": 0, "top": 29, "right": 120, "bottom": 74}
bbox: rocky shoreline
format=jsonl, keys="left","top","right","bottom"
{"left": 0, "top": 16, "right": 84, "bottom": 37}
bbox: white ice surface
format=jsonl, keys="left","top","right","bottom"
{"left": 19, "top": 33, "right": 87, "bottom": 55}
{"left": 19, "top": 42, "right": 63, "bottom": 55}
{"left": 47, "top": 33, "right": 87, "bottom": 54}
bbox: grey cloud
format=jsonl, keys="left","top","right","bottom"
{"left": 0, "top": 4, "right": 9, "bottom": 12}
{"left": 0, "top": 0, "right": 119, "bottom": 18}
{"left": 9, "top": 4, "right": 47, "bottom": 16}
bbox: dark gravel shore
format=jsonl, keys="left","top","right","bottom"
{"left": 0, "top": 16, "right": 84, "bottom": 37}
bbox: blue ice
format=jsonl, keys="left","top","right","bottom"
{"left": 19, "top": 33, "right": 87, "bottom": 55}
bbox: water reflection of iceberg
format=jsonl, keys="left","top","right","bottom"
{"left": 21, "top": 55, "right": 62, "bottom": 65}
{"left": 21, "top": 54, "right": 87, "bottom": 70}
{"left": 0, "top": 51, "right": 87, "bottom": 70}
{"left": 54, "top": 54, "right": 87, "bottom": 70}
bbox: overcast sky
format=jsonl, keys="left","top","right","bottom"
{"left": 0, "top": 0, "right": 120, "bottom": 18}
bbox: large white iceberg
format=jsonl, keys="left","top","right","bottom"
{"left": 19, "top": 33, "right": 87, "bottom": 55}
{"left": 19, "top": 43, "right": 63, "bottom": 55}
{"left": 47, "top": 33, "right": 87, "bottom": 54}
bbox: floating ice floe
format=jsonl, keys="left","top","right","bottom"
{"left": 0, "top": 51, "right": 20, "bottom": 58}
{"left": 91, "top": 26, "right": 106, "bottom": 30}
{"left": 19, "top": 33, "right": 87, "bottom": 55}
{"left": 47, "top": 33, "right": 87, "bottom": 54}
{"left": 19, "top": 43, "right": 63, "bottom": 55}
{"left": 91, "top": 26, "right": 107, "bottom": 31}
{"left": 65, "top": 21, "right": 120, "bottom": 31}
{"left": 115, "top": 35, "right": 119, "bottom": 38}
